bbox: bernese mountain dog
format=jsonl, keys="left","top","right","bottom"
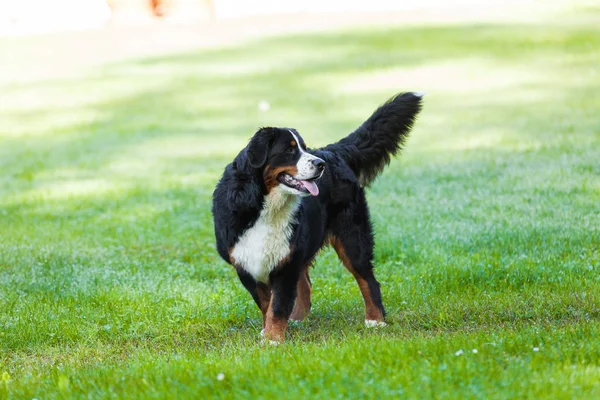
{"left": 212, "top": 92, "right": 423, "bottom": 343}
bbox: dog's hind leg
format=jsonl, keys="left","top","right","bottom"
{"left": 289, "top": 268, "right": 312, "bottom": 322}
{"left": 329, "top": 191, "right": 386, "bottom": 326}
{"left": 330, "top": 235, "right": 386, "bottom": 326}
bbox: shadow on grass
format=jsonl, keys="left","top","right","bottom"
{"left": 2, "top": 22, "right": 600, "bottom": 188}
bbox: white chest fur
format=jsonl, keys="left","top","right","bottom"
{"left": 231, "top": 189, "right": 299, "bottom": 283}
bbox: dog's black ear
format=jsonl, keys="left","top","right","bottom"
{"left": 247, "top": 127, "right": 275, "bottom": 168}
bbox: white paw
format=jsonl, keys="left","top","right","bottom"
{"left": 260, "top": 338, "right": 282, "bottom": 346}
{"left": 365, "top": 320, "right": 387, "bottom": 328}
{"left": 260, "top": 329, "right": 265, "bottom": 338}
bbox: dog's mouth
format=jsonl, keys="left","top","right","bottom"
{"left": 278, "top": 173, "right": 320, "bottom": 196}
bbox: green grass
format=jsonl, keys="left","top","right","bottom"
{"left": 1, "top": 5, "right": 600, "bottom": 399}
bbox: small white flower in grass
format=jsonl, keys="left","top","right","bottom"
{"left": 533, "top": 347, "right": 540, "bottom": 352}
{"left": 472, "top": 349, "right": 478, "bottom": 354}
{"left": 217, "top": 373, "right": 225, "bottom": 381}
{"left": 258, "top": 100, "right": 270, "bottom": 112}
{"left": 455, "top": 350, "right": 463, "bottom": 356}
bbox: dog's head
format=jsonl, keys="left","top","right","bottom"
{"left": 246, "top": 127, "right": 325, "bottom": 197}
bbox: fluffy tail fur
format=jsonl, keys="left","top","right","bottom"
{"left": 325, "top": 92, "right": 424, "bottom": 186}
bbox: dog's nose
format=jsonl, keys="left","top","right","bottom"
{"left": 311, "top": 158, "right": 325, "bottom": 171}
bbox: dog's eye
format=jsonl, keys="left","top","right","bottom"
{"left": 286, "top": 147, "right": 296, "bottom": 153}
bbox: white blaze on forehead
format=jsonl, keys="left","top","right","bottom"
{"left": 288, "top": 129, "right": 323, "bottom": 182}
{"left": 288, "top": 130, "right": 308, "bottom": 154}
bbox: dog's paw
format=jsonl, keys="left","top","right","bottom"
{"left": 365, "top": 319, "right": 387, "bottom": 328}
{"left": 261, "top": 337, "right": 282, "bottom": 346}
{"left": 260, "top": 329, "right": 284, "bottom": 345}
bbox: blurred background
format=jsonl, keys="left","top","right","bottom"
{"left": 1, "top": 0, "right": 598, "bottom": 244}
{"left": 0, "top": 0, "right": 598, "bottom": 261}
{"left": 1, "top": 1, "right": 599, "bottom": 396}
{"left": 0, "top": 0, "right": 547, "bottom": 34}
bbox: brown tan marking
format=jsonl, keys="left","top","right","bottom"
{"left": 256, "top": 283, "right": 271, "bottom": 328}
{"left": 290, "top": 140, "right": 297, "bottom": 147}
{"left": 263, "top": 164, "right": 299, "bottom": 193}
{"left": 228, "top": 248, "right": 236, "bottom": 266}
{"left": 329, "top": 236, "right": 384, "bottom": 322}
{"left": 290, "top": 268, "right": 312, "bottom": 321}
{"left": 264, "top": 295, "right": 288, "bottom": 342}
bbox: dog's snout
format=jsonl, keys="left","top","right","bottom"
{"left": 311, "top": 158, "right": 325, "bottom": 171}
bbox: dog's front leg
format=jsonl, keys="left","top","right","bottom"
{"left": 263, "top": 265, "right": 300, "bottom": 344}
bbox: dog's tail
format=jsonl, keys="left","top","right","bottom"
{"left": 325, "top": 92, "right": 424, "bottom": 186}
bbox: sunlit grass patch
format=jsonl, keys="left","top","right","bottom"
{"left": 1, "top": 4, "right": 599, "bottom": 398}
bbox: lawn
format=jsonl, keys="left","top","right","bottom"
{"left": 1, "top": 3, "right": 600, "bottom": 399}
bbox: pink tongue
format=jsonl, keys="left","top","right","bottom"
{"left": 300, "top": 180, "right": 319, "bottom": 196}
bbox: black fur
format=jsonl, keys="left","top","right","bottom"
{"left": 325, "top": 92, "right": 423, "bottom": 186}
{"left": 247, "top": 127, "right": 275, "bottom": 168}
{"left": 212, "top": 92, "right": 423, "bottom": 336}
